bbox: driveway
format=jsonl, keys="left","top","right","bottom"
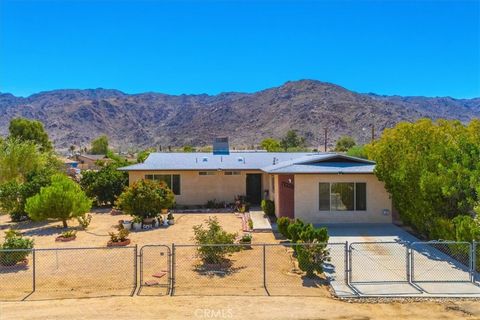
{"left": 320, "top": 224, "right": 480, "bottom": 297}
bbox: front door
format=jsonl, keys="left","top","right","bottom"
{"left": 246, "top": 174, "right": 262, "bottom": 205}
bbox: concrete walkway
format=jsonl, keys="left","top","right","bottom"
{"left": 249, "top": 210, "right": 272, "bottom": 232}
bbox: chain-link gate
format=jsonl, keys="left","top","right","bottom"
{"left": 411, "top": 241, "right": 472, "bottom": 283}
{"left": 349, "top": 242, "right": 409, "bottom": 284}
{"left": 138, "top": 245, "right": 171, "bottom": 296}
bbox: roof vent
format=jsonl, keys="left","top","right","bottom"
{"left": 237, "top": 157, "right": 244, "bottom": 163}
{"left": 202, "top": 157, "right": 208, "bottom": 162}
{"left": 213, "top": 137, "right": 230, "bottom": 155}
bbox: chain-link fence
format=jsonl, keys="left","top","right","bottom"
{"left": 0, "top": 246, "right": 137, "bottom": 300}
{"left": 2, "top": 241, "right": 480, "bottom": 300}
{"left": 0, "top": 248, "right": 34, "bottom": 300}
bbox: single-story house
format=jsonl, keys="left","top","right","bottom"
{"left": 118, "top": 150, "right": 392, "bottom": 224}
{"left": 75, "top": 154, "right": 112, "bottom": 170}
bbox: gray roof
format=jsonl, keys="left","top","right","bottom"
{"left": 118, "top": 152, "right": 375, "bottom": 174}
{"left": 262, "top": 154, "right": 375, "bottom": 174}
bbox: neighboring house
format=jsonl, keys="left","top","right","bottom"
{"left": 119, "top": 146, "right": 392, "bottom": 224}
{"left": 75, "top": 154, "right": 112, "bottom": 170}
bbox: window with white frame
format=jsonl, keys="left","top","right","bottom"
{"left": 319, "top": 182, "right": 366, "bottom": 211}
{"left": 144, "top": 174, "right": 181, "bottom": 195}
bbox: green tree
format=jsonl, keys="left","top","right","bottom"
{"left": 0, "top": 165, "right": 59, "bottom": 221}
{"left": 0, "top": 138, "right": 47, "bottom": 183}
{"left": 280, "top": 130, "right": 306, "bottom": 151}
{"left": 25, "top": 174, "right": 92, "bottom": 228}
{"left": 334, "top": 136, "right": 356, "bottom": 152}
{"left": 80, "top": 163, "right": 128, "bottom": 206}
{"left": 346, "top": 145, "right": 368, "bottom": 159}
{"left": 260, "top": 138, "right": 282, "bottom": 152}
{"left": 8, "top": 118, "right": 52, "bottom": 152}
{"left": 137, "top": 148, "right": 155, "bottom": 163}
{"left": 116, "top": 179, "right": 175, "bottom": 219}
{"left": 366, "top": 119, "right": 480, "bottom": 238}
{"left": 90, "top": 135, "right": 109, "bottom": 155}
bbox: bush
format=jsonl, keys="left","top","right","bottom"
{"left": 80, "top": 163, "right": 128, "bottom": 206}
{"left": 287, "top": 219, "right": 305, "bottom": 243}
{"left": 116, "top": 179, "right": 175, "bottom": 220}
{"left": 452, "top": 215, "right": 480, "bottom": 242}
{"left": 109, "top": 228, "right": 130, "bottom": 243}
{"left": 192, "top": 217, "right": 239, "bottom": 264}
{"left": 77, "top": 213, "right": 92, "bottom": 230}
{"left": 296, "top": 242, "right": 330, "bottom": 278}
{"left": 261, "top": 200, "right": 275, "bottom": 217}
{"left": 277, "top": 217, "right": 291, "bottom": 238}
{"left": 428, "top": 217, "right": 456, "bottom": 240}
{"left": 60, "top": 230, "right": 77, "bottom": 238}
{"left": 0, "top": 230, "right": 34, "bottom": 266}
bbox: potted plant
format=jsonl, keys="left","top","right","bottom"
{"left": 167, "top": 212, "right": 175, "bottom": 225}
{"left": 107, "top": 229, "right": 130, "bottom": 247}
{"left": 132, "top": 216, "right": 142, "bottom": 231}
{"left": 239, "top": 233, "right": 252, "bottom": 249}
{"left": 55, "top": 230, "right": 77, "bottom": 242}
{"left": 0, "top": 230, "right": 34, "bottom": 266}
{"left": 122, "top": 220, "right": 132, "bottom": 230}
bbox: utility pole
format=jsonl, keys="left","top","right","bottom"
{"left": 371, "top": 124, "right": 375, "bottom": 143}
{"left": 324, "top": 128, "right": 328, "bottom": 152}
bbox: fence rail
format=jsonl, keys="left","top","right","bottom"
{"left": 0, "top": 241, "right": 479, "bottom": 300}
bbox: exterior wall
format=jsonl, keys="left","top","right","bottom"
{"left": 128, "top": 170, "right": 268, "bottom": 206}
{"left": 294, "top": 173, "right": 392, "bottom": 224}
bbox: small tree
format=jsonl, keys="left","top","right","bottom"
{"left": 8, "top": 118, "right": 52, "bottom": 152}
{"left": 136, "top": 148, "right": 155, "bottom": 163}
{"left": 80, "top": 163, "right": 128, "bottom": 206}
{"left": 280, "top": 130, "right": 306, "bottom": 151}
{"left": 25, "top": 174, "right": 92, "bottom": 228}
{"left": 116, "top": 179, "right": 175, "bottom": 219}
{"left": 260, "top": 138, "right": 282, "bottom": 152}
{"left": 90, "top": 135, "right": 109, "bottom": 155}
{"left": 346, "top": 145, "right": 367, "bottom": 159}
{"left": 335, "top": 136, "right": 356, "bottom": 152}
{"left": 192, "top": 217, "right": 238, "bottom": 264}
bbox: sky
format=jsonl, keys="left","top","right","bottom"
{"left": 0, "top": 0, "right": 479, "bottom": 98}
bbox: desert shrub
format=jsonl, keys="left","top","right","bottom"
{"left": 248, "top": 218, "right": 253, "bottom": 230}
{"left": 240, "top": 233, "right": 252, "bottom": 243}
{"left": 77, "top": 213, "right": 92, "bottom": 230}
{"left": 299, "top": 224, "right": 329, "bottom": 243}
{"left": 0, "top": 229, "right": 34, "bottom": 266}
{"left": 60, "top": 230, "right": 77, "bottom": 238}
{"left": 109, "top": 228, "right": 130, "bottom": 243}
{"left": 287, "top": 219, "right": 305, "bottom": 243}
{"left": 277, "top": 217, "right": 291, "bottom": 238}
{"left": 296, "top": 242, "right": 330, "bottom": 278}
{"left": 261, "top": 199, "right": 275, "bottom": 217}
{"left": 192, "top": 217, "right": 239, "bottom": 264}
{"left": 205, "top": 199, "right": 225, "bottom": 209}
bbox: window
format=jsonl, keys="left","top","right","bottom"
{"left": 319, "top": 182, "right": 366, "bottom": 211}
{"left": 199, "top": 171, "right": 216, "bottom": 176}
{"left": 144, "top": 174, "right": 181, "bottom": 195}
{"left": 224, "top": 171, "right": 241, "bottom": 176}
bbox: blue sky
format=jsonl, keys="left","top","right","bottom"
{"left": 0, "top": 0, "right": 479, "bottom": 98}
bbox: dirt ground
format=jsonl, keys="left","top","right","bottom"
{"left": 0, "top": 296, "right": 479, "bottom": 320}
{"left": 1, "top": 211, "right": 479, "bottom": 319}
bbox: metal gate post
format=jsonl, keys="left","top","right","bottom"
{"left": 348, "top": 242, "right": 352, "bottom": 284}
{"left": 344, "top": 242, "right": 349, "bottom": 286}
{"left": 132, "top": 244, "right": 138, "bottom": 296}
{"left": 406, "top": 246, "right": 411, "bottom": 284}
{"left": 472, "top": 242, "right": 477, "bottom": 283}
{"left": 263, "top": 244, "right": 269, "bottom": 295}
{"left": 170, "top": 243, "right": 175, "bottom": 296}
{"left": 32, "top": 249, "right": 36, "bottom": 293}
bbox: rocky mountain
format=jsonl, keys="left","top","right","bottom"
{"left": 0, "top": 80, "right": 479, "bottom": 150}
